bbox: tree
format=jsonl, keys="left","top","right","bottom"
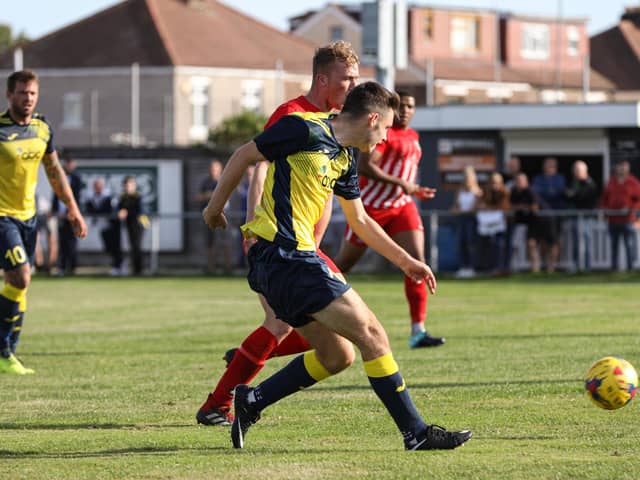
{"left": 208, "top": 110, "right": 268, "bottom": 148}
{"left": 0, "top": 25, "right": 12, "bottom": 52}
{"left": 0, "top": 24, "right": 30, "bottom": 54}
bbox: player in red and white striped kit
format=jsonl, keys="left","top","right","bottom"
{"left": 335, "top": 91, "right": 444, "bottom": 349}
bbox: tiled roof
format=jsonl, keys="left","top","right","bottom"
{"left": 289, "top": 3, "right": 361, "bottom": 32}
{"left": 0, "top": 0, "right": 171, "bottom": 68}
{"left": 149, "top": 0, "right": 315, "bottom": 71}
{"left": 398, "top": 59, "right": 613, "bottom": 90}
{"left": 591, "top": 21, "right": 640, "bottom": 90}
{"left": 0, "top": 0, "right": 316, "bottom": 73}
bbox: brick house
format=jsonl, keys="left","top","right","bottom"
{"left": 590, "top": 7, "right": 640, "bottom": 101}
{"left": 289, "top": 3, "right": 614, "bottom": 105}
{"left": 0, "top": 0, "right": 318, "bottom": 147}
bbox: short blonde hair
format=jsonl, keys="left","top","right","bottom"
{"left": 312, "top": 40, "right": 359, "bottom": 76}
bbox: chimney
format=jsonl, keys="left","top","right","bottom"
{"left": 621, "top": 7, "right": 640, "bottom": 26}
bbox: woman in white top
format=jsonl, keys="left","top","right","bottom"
{"left": 452, "top": 166, "right": 482, "bottom": 277}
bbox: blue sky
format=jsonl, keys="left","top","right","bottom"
{"left": 1, "top": 0, "right": 631, "bottom": 39}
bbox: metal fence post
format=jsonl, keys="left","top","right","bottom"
{"left": 577, "top": 212, "right": 585, "bottom": 272}
{"left": 150, "top": 215, "right": 160, "bottom": 275}
{"left": 429, "top": 211, "right": 439, "bottom": 273}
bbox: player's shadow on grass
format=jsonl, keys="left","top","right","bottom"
{"left": 0, "top": 445, "right": 227, "bottom": 460}
{"left": 314, "top": 377, "right": 582, "bottom": 391}
{"left": 0, "top": 422, "right": 195, "bottom": 431}
{"left": 453, "top": 332, "right": 635, "bottom": 340}
{"left": 25, "top": 351, "right": 100, "bottom": 356}
{"left": 25, "top": 348, "right": 214, "bottom": 357}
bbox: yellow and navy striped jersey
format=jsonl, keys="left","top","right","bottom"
{"left": 0, "top": 110, "right": 55, "bottom": 220}
{"left": 242, "top": 112, "right": 360, "bottom": 251}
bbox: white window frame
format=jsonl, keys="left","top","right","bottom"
{"left": 586, "top": 91, "right": 607, "bottom": 103}
{"left": 567, "top": 25, "right": 580, "bottom": 57}
{"left": 241, "top": 79, "right": 264, "bottom": 113}
{"left": 540, "top": 89, "right": 566, "bottom": 104}
{"left": 189, "top": 76, "right": 210, "bottom": 142}
{"left": 450, "top": 16, "right": 479, "bottom": 54}
{"left": 330, "top": 25, "right": 344, "bottom": 42}
{"left": 521, "top": 23, "right": 550, "bottom": 60}
{"left": 62, "top": 92, "right": 83, "bottom": 129}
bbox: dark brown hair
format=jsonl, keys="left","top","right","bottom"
{"left": 341, "top": 82, "right": 400, "bottom": 118}
{"left": 7, "top": 70, "right": 38, "bottom": 93}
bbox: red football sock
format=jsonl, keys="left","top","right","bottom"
{"left": 270, "top": 330, "right": 311, "bottom": 358}
{"left": 404, "top": 275, "right": 427, "bottom": 326}
{"left": 203, "top": 326, "right": 277, "bottom": 412}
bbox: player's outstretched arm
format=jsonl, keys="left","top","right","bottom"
{"left": 358, "top": 150, "right": 407, "bottom": 189}
{"left": 358, "top": 150, "right": 436, "bottom": 199}
{"left": 203, "top": 141, "right": 264, "bottom": 231}
{"left": 42, "top": 151, "right": 87, "bottom": 238}
{"left": 338, "top": 196, "right": 436, "bottom": 293}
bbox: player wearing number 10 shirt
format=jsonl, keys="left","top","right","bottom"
{"left": 0, "top": 70, "right": 87, "bottom": 375}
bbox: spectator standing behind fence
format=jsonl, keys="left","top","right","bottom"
{"left": 564, "top": 160, "right": 599, "bottom": 272}
{"left": 452, "top": 165, "right": 482, "bottom": 278}
{"left": 531, "top": 157, "right": 565, "bottom": 273}
{"left": 510, "top": 173, "right": 551, "bottom": 273}
{"left": 118, "top": 176, "right": 148, "bottom": 275}
{"left": 51, "top": 156, "right": 84, "bottom": 276}
{"left": 599, "top": 160, "right": 640, "bottom": 271}
{"left": 477, "top": 172, "right": 510, "bottom": 275}
{"left": 503, "top": 156, "right": 520, "bottom": 191}
{"left": 86, "top": 178, "right": 123, "bottom": 276}
{"left": 196, "top": 159, "right": 231, "bottom": 274}
{"left": 502, "top": 156, "right": 521, "bottom": 274}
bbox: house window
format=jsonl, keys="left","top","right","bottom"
{"left": 521, "top": 23, "right": 550, "bottom": 60}
{"left": 540, "top": 89, "right": 566, "bottom": 104}
{"left": 241, "top": 80, "right": 263, "bottom": 113}
{"left": 450, "top": 16, "right": 480, "bottom": 53}
{"left": 189, "top": 76, "right": 210, "bottom": 142}
{"left": 330, "top": 25, "right": 343, "bottom": 42}
{"left": 423, "top": 11, "right": 434, "bottom": 40}
{"left": 62, "top": 92, "right": 83, "bottom": 129}
{"left": 442, "top": 84, "right": 469, "bottom": 103}
{"left": 586, "top": 91, "right": 606, "bottom": 103}
{"left": 567, "top": 26, "right": 580, "bottom": 56}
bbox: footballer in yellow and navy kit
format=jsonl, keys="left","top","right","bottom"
{"left": 1, "top": 69, "right": 87, "bottom": 375}
{"left": 206, "top": 82, "right": 471, "bottom": 452}
{"left": 0, "top": 110, "right": 54, "bottom": 221}
{"left": 0, "top": 110, "right": 54, "bottom": 373}
{"left": 242, "top": 112, "right": 360, "bottom": 327}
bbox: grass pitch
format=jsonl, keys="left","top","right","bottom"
{"left": 1, "top": 274, "right": 639, "bottom": 479}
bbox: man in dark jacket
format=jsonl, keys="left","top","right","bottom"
{"left": 565, "top": 160, "right": 599, "bottom": 271}
{"left": 51, "top": 156, "right": 84, "bottom": 275}
{"left": 86, "top": 177, "right": 122, "bottom": 275}
{"left": 118, "top": 176, "right": 147, "bottom": 275}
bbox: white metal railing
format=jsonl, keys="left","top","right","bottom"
{"left": 424, "top": 209, "right": 640, "bottom": 273}
{"left": 80, "top": 209, "right": 639, "bottom": 274}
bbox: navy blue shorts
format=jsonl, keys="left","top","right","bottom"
{"left": 0, "top": 215, "right": 37, "bottom": 271}
{"left": 247, "top": 239, "right": 351, "bottom": 327}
